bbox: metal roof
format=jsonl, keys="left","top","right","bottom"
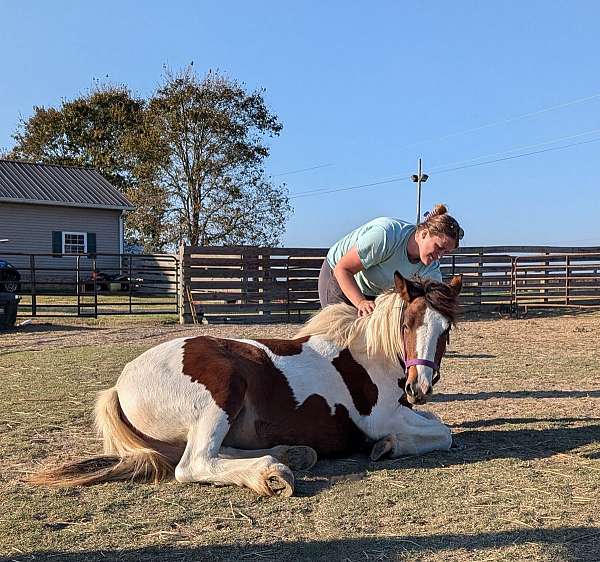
{"left": 0, "top": 159, "right": 134, "bottom": 211}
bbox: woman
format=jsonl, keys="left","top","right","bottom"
{"left": 319, "top": 204, "right": 464, "bottom": 316}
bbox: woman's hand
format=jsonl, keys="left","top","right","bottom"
{"left": 356, "top": 299, "right": 376, "bottom": 317}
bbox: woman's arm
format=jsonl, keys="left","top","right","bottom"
{"left": 333, "top": 246, "right": 376, "bottom": 317}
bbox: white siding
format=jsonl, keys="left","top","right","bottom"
{"left": 0, "top": 202, "right": 122, "bottom": 282}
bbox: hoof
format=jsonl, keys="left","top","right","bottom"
{"left": 370, "top": 435, "right": 396, "bottom": 461}
{"left": 284, "top": 446, "right": 318, "bottom": 471}
{"left": 262, "top": 464, "right": 294, "bottom": 497}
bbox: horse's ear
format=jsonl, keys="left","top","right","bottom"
{"left": 394, "top": 271, "right": 421, "bottom": 302}
{"left": 448, "top": 274, "right": 463, "bottom": 297}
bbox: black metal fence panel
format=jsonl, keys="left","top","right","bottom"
{"left": 0, "top": 251, "right": 179, "bottom": 318}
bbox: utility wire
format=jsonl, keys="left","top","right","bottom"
{"left": 432, "top": 136, "right": 600, "bottom": 176}
{"left": 290, "top": 174, "right": 414, "bottom": 199}
{"left": 428, "top": 127, "right": 600, "bottom": 173}
{"left": 290, "top": 135, "right": 600, "bottom": 200}
{"left": 271, "top": 163, "right": 332, "bottom": 177}
{"left": 399, "top": 91, "right": 600, "bottom": 150}
{"left": 285, "top": 92, "right": 600, "bottom": 194}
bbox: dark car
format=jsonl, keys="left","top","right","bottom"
{"left": 0, "top": 259, "right": 21, "bottom": 293}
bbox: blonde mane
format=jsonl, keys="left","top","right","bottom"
{"left": 296, "top": 291, "right": 405, "bottom": 366}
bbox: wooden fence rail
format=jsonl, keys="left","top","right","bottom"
{"left": 179, "top": 245, "right": 600, "bottom": 324}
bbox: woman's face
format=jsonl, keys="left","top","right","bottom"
{"left": 418, "top": 231, "right": 456, "bottom": 265}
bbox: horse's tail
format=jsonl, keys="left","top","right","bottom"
{"left": 27, "top": 387, "right": 174, "bottom": 487}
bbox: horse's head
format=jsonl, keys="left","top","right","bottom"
{"left": 394, "top": 272, "right": 462, "bottom": 405}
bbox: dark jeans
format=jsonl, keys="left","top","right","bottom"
{"left": 318, "top": 260, "right": 376, "bottom": 308}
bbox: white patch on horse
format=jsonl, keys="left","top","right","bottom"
{"left": 234, "top": 337, "right": 358, "bottom": 417}
{"left": 116, "top": 337, "right": 228, "bottom": 443}
{"left": 414, "top": 308, "right": 449, "bottom": 394}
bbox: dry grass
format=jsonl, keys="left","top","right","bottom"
{"left": 1, "top": 311, "right": 599, "bottom": 562}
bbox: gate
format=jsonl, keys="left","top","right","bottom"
{"left": 0, "top": 252, "right": 179, "bottom": 318}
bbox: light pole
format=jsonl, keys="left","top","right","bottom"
{"left": 411, "top": 158, "right": 429, "bottom": 225}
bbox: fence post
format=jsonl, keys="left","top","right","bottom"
{"left": 510, "top": 257, "right": 516, "bottom": 315}
{"left": 477, "top": 252, "right": 483, "bottom": 311}
{"left": 92, "top": 256, "right": 98, "bottom": 318}
{"left": 30, "top": 254, "right": 37, "bottom": 317}
{"left": 543, "top": 252, "right": 549, "bottom": 304}
{"left": 178, "top": 243, "right": 191, "bottom": 324}
{"left": 76, "top": 255, "right": 81, "bottom": 316}
{"left": 565, "top": 255, "right": 570, "bottom": 306}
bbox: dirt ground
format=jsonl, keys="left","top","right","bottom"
{"left": 1, "top": 310, "right": 599, "bottom": 562}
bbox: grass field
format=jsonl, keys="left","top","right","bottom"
{"left": 1, "top": 311, "right": 599, "bottom": 562}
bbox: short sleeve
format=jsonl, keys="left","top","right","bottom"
{"left": 356, "top": 225, "right": 395, "bottom": 270}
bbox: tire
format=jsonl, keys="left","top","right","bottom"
{"left": 1, "top": 273, "right": 21, "bottom": 294}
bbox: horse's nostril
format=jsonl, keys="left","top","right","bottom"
{"left": 405, "top": 384, "right": 413, "bottom": 396}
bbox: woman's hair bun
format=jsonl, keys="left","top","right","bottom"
{"left": 418, "top": 203, "right": 463, "bottom": 247}
{"left": 428, "top": 203, "right": 448, "bottom": 218}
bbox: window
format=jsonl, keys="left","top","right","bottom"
{"left": 62, "top": 232, "right": 87, "bottom": 255}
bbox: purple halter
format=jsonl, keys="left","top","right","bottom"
{"left": 404, "top": 358, "right": 439, "bottom": 372}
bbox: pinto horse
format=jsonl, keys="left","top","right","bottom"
{"left": 30, "top": 272, "right": 462, "bottom": 497}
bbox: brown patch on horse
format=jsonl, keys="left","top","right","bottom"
{"left": 250, "top": 396, "right": 366, "bottom": 457}
{"left": 182, "top": 336, "right": 366, "bottom": 457}
{"left": 255, "top": 336, "right": 309, "bottom": 356}
{"left": 182, "top": 337, "right": 249, "bottom": 422}
{"left": 433, "top": 329, "right": 450, "bottom": 383}
{"left": 331, "top": 349, "right": 378, "bottom": 415}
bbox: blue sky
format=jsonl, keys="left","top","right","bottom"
{"left": 1, "top": 1, "right": 599, "bottom": 248}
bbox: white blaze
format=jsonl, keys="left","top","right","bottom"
{"left": 414, "top": 308, "right": 449, "bottom": 393}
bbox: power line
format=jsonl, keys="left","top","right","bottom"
{"left": 271, "top": 163, "right": 332, "bottom": 177}
{"left": 399, "top": 91, "right": 600, "bottom": 150}
{"left": 283, "top": 92, "right": 600, "bottom": 195}
{"left": 290, "top": 174, "right": 413, "bottom": 199}
{"left": 289, "top": 135, "right": 600, "bottom": 200}
{"left": 428, "top": 127, "right": 600, "bottom": 174}
{"left": 432, "top": 136, "right": 600, "bottom": 176}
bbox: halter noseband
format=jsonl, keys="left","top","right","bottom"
{"left": 404, "top": 358, "right": 441, "bottom": 385}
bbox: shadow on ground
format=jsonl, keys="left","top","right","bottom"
{"left": 432, "top": 389, "right": 600, "bottom": 401}
{"left": 3, "top": 322, "right": 98, "bottom": 334}
{"left": 453, "top": 416, "right": 600, "bottom": 429}
{"left": 3, "top": 526, "right": 599, "bottom": 562}
{"left": 296, "top": 422, "right": 600, "bottom": 494}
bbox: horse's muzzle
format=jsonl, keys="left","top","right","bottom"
{"left": 405, "top": 380, "right": 431, "bottom": 404}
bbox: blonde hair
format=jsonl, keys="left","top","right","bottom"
{"left": 417, "top": 203, "right": 464, "bottom": 248}
{"left": 296, "top": 291, "right": 405, "bottom": 366}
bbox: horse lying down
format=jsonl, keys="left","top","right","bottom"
{"left": 29, "top": 273, "right": 462, "bottom": 497}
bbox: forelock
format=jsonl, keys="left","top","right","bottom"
{"left": 414, "top": 278, "right": 458, "bottom": 324}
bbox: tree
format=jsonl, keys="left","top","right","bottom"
{"left": 8, "top": 86, "right": 169, "bottom": 251}
{"left": 9, "top": 69, "right": 292, "bottom": 250}
{"left": 148, "top": 68, "right": 291, "bottom": 247}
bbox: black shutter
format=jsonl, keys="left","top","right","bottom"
{"left": 52, "top": 231, "right": 62, "bottom": 256}
{"left": 87, "top": 233, "right": 97, "bottom": 257}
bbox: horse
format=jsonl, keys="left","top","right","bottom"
{"left": 29, "top": 272, "right": 462, "bottom": 497}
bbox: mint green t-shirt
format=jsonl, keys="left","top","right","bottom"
{"left": 326, "top": 217, "right": 442, "bottom": 296}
